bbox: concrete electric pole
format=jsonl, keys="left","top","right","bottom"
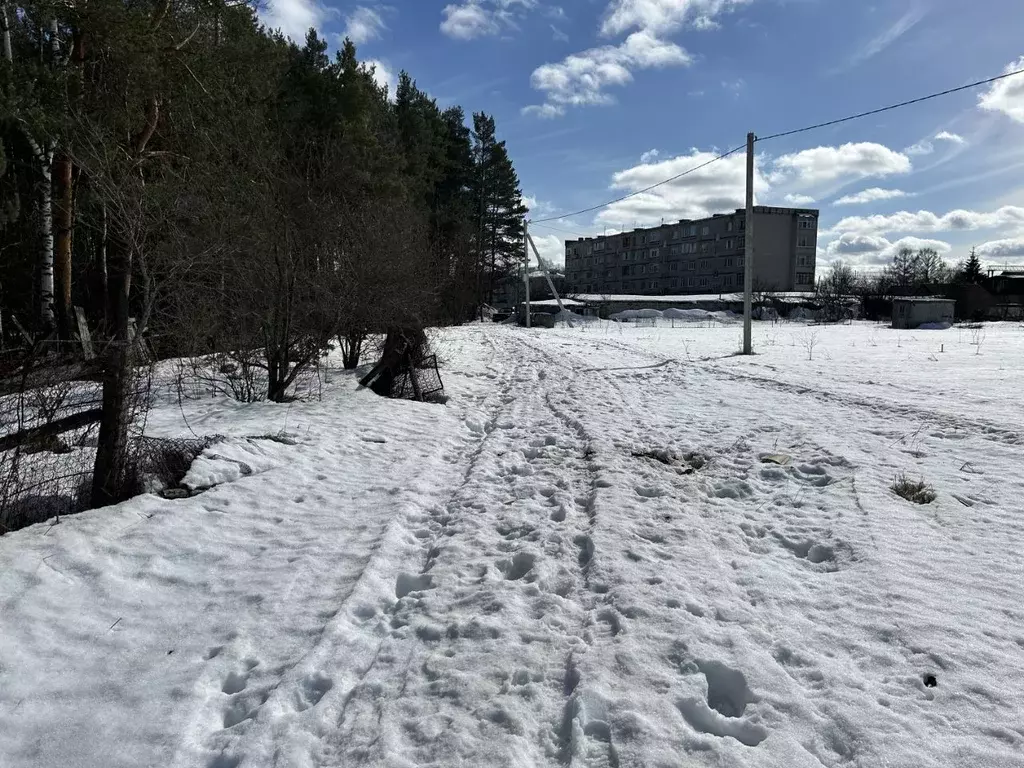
{"left": 523, "top": 217, "right": 531, "bottom": 328}
{"left": 743, "top": 131, "right": 755, "bottom": 355}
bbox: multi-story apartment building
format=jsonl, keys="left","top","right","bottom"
{"left": 564, "top": 206, "right": 818, "bottom": 296}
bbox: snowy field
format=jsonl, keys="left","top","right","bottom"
{"left": 2, "top": 320, "right": 1024, "bottom": 768}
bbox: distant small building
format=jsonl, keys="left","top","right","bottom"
{"left": 892, "top": 297, "right": 955, "bottom": 329}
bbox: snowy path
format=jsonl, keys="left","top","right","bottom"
{"left": 2, "top": 323, "right": 1024, "bottom": 767}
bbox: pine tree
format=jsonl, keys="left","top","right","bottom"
{"left": 471, "top": 112, "right": 526, "bottom": 308}
{"left": 959, "top": 248, "right": 983, "bottom": 283}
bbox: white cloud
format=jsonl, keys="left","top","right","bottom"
{"left": 260, "top": 0, "right": 326, "bottom": 42}
{"left": 522, "top": 103, "right": 565, "bottom": 119}
{"left": 363, "top": 59, "right": 396, "bottom": 100}
{"left": 830, "top": 206, "right": 1024, "bottom": 236}
{"left": 523, "top": 195, "right": 560, "bottom": 218}
{"left": 441, "top": 2, "right": 498, "bottom": 38}
{"left": 595, "top": 148, "right": 769, "bottom": 228}
{"left": 600, "top": 0, "right": 751, "bottom": 37}
{"left": 979, "top": 56, "right": 1024, "bottom": 124}
{"left": 783, "top": 194, "right": 815, "bottom": 206}
{"left": 821, "top": 234, "right": 951, "bottom": 267}
{"left": 906, "top": 130, "right": 967, "bottom": 157}
{"left": 975, "top": 237, "right": 1024, "bottom": 261}
{"left": 440, "top": 0, "right": 537, "bottom": 39}
{"left": 531, "top": 233, "right": 568, "bottom": 268}
{"left": 344, "top": 6, "right": 386, "bottom": 45}
{"left": 770, "top": 142, "right": 911, "bottom": 186}
{"left": 523, "top": 30, "right": 690, "bottom": 116}
{"left": 845, "top": 7, "right": 925, "bottom": 69}
{"left": 640, "top": 149, "right": 660, "bottom": 163}
{"left": 833, "top": 188, "right": 908, "bottom": 206}
{"left": 551, "top": 24, "right": 569, "bottom": 42}
{"left": 525, "top": 0, "right": 744, "bottom": 117}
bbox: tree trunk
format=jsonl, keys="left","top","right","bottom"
{"left": 54, "top": 151, "right": 75, "bottom": 339}
{"left": 25, "top": 137, "right": 57, "bottom": 333}
{"left": 339, "top": 331, "right": 365, "bottom": 369}
{"left": 91, "top": 203, "right": 109, "bottom": 330}
{"left": 1, "top": 2, "right": 12, "bottom": 64}
{"left": 91, "top": 234, "right": 133, "bottom": 507}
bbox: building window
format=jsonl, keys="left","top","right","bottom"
{"left": 796, "top": 272, "right": 813, "bottom": 284}
{"left": 670, "top": 244, "right": 680, "bottom": 255}
{"left": 622, "top": 236, "right": 631, "bottom": 248}
{"left": 700, "top": 242, "right": 709, "bottom": 253}
{"left": 670, "top": 262, "right": 679, "bottom": 272}
{"left": 650, "top": 263, "right": 659, "bottom": 273}
{"left": 799, "top": 218, "right": 816, "bottom": 230}
{"left": 650, "top": 231, "right": 661, "bottom": 242}
{"left": 699, "top": 277, "right": 708, "bottom": 288}
{"left": 621, "top": 266, "right": 629, "bottom": 276}
{"left": 798, "top": 237, "right": 810, "bottom": 247}
{"left": 640, "top": 264, "right": 646, "bottom": 274}
{"left": 701, "top": 226, "right": 710, "bottom": 236}
{"left": 724, "top": 275, "right": 734, "bottom": 287}
{"left": 725, "top": 257, "right": 733, "bottom": 267}
{"left": 670, "top": 279, "right": 678, "bottom": 288}
{"left": 650, "top": 247, "right": 659, "bottom": 258}
{"left": 738, "top": 237, "right": 745, "bottom": 249}
{"left": 797, "top": 255, "right": 808, "bottom": 266}
{"left": 739, "top": 220, "right": 746, "bottom": 231}
{"left": 699, "top": 259, "right": 709, "bottom": 270}
{"left": 727, "top": 221, "right": 734, "bottom": 232}
{"left": 687, "top": 262, "right": 695, "bottom": 271}
{"left": 594, "top": 241, "right": 604, "bottom": 252}
{"left": 688, "top": 225, "right": 697, "bottom": 236}
{"left": 725, "top": 238, "right": 734, "bottom": 250}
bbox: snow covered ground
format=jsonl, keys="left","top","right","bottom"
{"left": 2, "top": 320, "right": 1024, "bottom": 768}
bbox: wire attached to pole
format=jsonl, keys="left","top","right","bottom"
{"left": 531, "top": 145, "right": 747, "bottom": 224}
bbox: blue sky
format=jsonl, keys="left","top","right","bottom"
{"left": 260, "top": 0, "right": 1024, "bottom": 270}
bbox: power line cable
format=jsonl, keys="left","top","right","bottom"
{"left": 528, "top": 221, "right": 589, "bottom": 238}
{"left": 531, "top": 144, "right": 746, "bottom": 223}
{"left": 756, "top": 67, "right": 1024, "bottom": 143}
{"left": 530, "top": 67, "right": 1024, "bottom": 225}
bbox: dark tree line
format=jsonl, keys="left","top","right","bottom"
{"left": 1, "top": 0, "right": 526, "bottom": 379}
{"left": 0, "top": 0, "right": 526, "bottom": 506}
{"left": 816, "top": 247, "right": 989, "bottom": 322}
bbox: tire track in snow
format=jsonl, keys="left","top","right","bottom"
{"left": 508, "top": 335, "right": 622, "bottom": 768}
{"left": 309, "top": 329, "right": 556, "bottom": 765}
{"left": 320, "top": 329, "right": 622, "bottom": 767}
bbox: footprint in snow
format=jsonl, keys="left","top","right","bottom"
{"left": 294, "top": 672, "right": 333, "bottom": 711}
{"left": 497, "top": 551, "right": 537, "bottom": 581}
{"left": 676, "top": 660, "right": 767, "bottom": 747}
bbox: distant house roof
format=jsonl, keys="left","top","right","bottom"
{"left": 564, "top": 291, "right": 818, "bottom": 305}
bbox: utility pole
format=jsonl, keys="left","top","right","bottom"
{"left": 526, "top": 232, "right": 573, "bottom": 327}
{"left": 523, "top": 217, "right": 531, "bottom": 328}
{"left": 743, "top": 131, "right": 755, "bottom": 355}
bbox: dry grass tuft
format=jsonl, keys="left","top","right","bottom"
{"left": 892, "top": 473, "right": 937, "bottom": 504}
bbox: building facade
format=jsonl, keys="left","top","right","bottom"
{"left": 564, "top": 206, "right": 818, "bottom": 296}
